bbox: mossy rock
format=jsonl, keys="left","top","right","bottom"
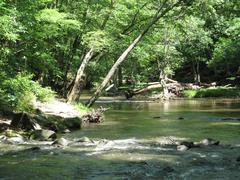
{"left": 33, "top": 114, "right": 82, "bottom": 132}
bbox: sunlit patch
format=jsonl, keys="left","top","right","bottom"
{"left": 210, "top": 122, "right": 240, "bottom": 126}
{"left": 98, "top": 152, "right": 178, "bottom": 163}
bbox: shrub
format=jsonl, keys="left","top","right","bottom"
{"left": 183, "top": 87, "right": 240, "bottom": 98}
{"left": 1, "top": 74, "right": 55, "bottom": 112}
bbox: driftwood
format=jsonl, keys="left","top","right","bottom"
{"left": 125, "top": 79, "right": 216, "bottom": 99}
{"left": 82, "top": 107, "right": 108, "bottom": 124}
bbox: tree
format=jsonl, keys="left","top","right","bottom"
{"left": 86, "top": 0, "right": 193, "bottom": 107}
{"left": 177, "top": 16, "right": 212, "bottom": 83}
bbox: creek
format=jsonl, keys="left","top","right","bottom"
{"left": 0, "top": 99, "right": 240, "bottom": 179}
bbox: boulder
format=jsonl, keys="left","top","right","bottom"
{"left": 10, "top": 113, "right": 41, "bottom": 131}
{"left": 33, "top": 114, "right": 82, "bottom": 132}
{"left": 30, "top": 129, "right": 57, "bottom": 141}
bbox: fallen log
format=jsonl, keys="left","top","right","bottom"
{"left": 124, "top": 80, "right": 216, "bottom": 99}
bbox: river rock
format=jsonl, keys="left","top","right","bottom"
{"left": 201, "top": 138, "right": 220, "bottom": 146}
{"left": 54, "top": 137, "right": 70, "bottom": 146}
{"left": 30, "top": 129, "right": 57, "bottom": 141}
{"left": 179, "top": 141, "right": 194, "bottom": 148}
{"left": 62, "top": 129, "right": 71, "bottom": 133}
{"left": 76, "top": 136, "right": 92, "bottom": 143}
{"left": 7, "top": 136, "right": 25, "bottom": 144}
{"left": 177, "top": 145, "right": 189, "bottom": 151}
{"left": 0, "top": 135, "right": 7, "bottom": 141}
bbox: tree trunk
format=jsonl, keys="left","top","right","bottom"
{"left": 159, "top": 71, "right": 169, "bottom": 99}
{"left": 117, "top": 66, "right": 123, "bottom": 87}
{"left": 192, "top": 59, "right": 200, "bottom": 84}
{"left": 196, "top": 60, "right": 200, "bottom": 84}
{"left": 86, "top": 0, "right": 183, "bottom": 107}
{"left": 67, "top": 49, "right": 94, "bottom": 102}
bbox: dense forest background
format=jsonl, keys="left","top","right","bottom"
{"left": 0, "top": 0, "right": 239, "bottom": 110}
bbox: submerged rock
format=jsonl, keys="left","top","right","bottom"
{"left": 221, "top": 117, "right": 240, "bottom": 121}
{"left": 236, "top": 156, "right": 240, "bottom": 162}
{"left": 201, "top": 138, "right": 220, "bottom": 146}
{"left": 28, "top": 147, "right": 41, "bottom": 151}
{"left": 30, "top": 129, "right": 57, "bottom": 141}
{"left": 153, "top": 116, "right": 161, "bottom": 119}
{"left": 162, "top": 166, "right": 175, "bottom": 173}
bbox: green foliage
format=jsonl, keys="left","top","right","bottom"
{"left": 0, "top": 0, "right": 239, "bottom": 104}
{"left": 1, "top": 74, "right": 55, "bottom": 112}
{"left": 183, "top": 87, "right": 240, "bottom": 98}
{"left": 74, "top": 103, "right": 91, "bottom": 113}
{"left": 82, "top": 30, "right": 110, "bottom": 51}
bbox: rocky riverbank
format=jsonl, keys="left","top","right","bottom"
{"left": 0, "top": 99, "right": 105, "bottom": 144}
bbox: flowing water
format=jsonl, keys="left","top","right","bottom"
{"left": 0, "top": 99, "right": 240, "bottom": 179}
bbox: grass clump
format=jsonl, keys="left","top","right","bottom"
{"left": 183, "top": 87, "right": 240, "bottom": 98}
{"left": 74, "top": 103, "right": 91, "bottom": 114}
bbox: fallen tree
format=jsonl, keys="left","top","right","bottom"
{"left": 124, "top": 79, "right": 216, "bottom": 99}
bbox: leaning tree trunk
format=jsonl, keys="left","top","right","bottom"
{"left": 67, "top": 49, "right": 94, "bottom": 102}
{"left": 86, "top": 0, "right": 185, "bottom": 107}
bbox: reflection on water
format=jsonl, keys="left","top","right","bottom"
{"left": 69, "top": 99, "right": 240, "bottom": 143}
{"left": 0, "top": 99, "right": 240, "bottom": 179}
